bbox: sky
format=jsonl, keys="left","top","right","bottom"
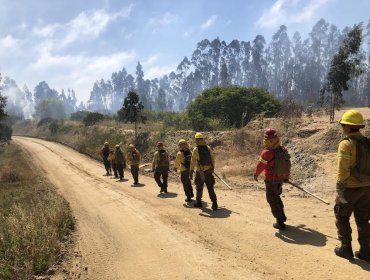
{"left": 1, "top": 0, "right": 370, "bottom": 102}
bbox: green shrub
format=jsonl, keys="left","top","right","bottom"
{"left": 48, "top": 121, "right": 59, "bottom": 135}
{"left": 70, "top": 111, "right": 89, "bottom": 121}
{"left": 83, "top": 112, "right": 105, "bottom": 126}
{"left": 187, "top": 86, "right": 281, "bottom": 130}
{"left": 0, "top": 124, "right": 12, "bottom": 141}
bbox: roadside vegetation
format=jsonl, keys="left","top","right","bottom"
{"left": 0, "top": 143, "right": 75, "bottom": 280}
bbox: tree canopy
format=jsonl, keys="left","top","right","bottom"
{"left": 187, "top": 86, "right": 281, "bottom": 130}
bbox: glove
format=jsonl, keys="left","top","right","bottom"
{"left": 253, "top": 174, "right": 258, "bottom": 182}
{"left": 174, "top": 167, "right": 177, "bottom": 172}
{"left": 189, "top": 170, "right": 194, "bottom": 180}
{"left": 283, "top": 178, "right": 289, "bottom": 183}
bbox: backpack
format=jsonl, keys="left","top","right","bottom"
{"left": 158, "top": 150, "right": 169, "bottom": 167}
{"left": 198, "top": 146, "right": 212, "bottom": 166}
{"left": 131, "top": 150, "right": 139, "bottom": 162}
{"left": 115, "top": 150, "right": 125, "bottom": 163}
{"left": 348, "top": 136, "right": 370, "bottom": 179}
{"left": 182, "top": 149, "right": 192, "bottom": 169}
{"left": 102, "top": 146, "right": 110, "bottom": 158}
{"left": 272, "top": 146, "right": 291, "bottom": 179}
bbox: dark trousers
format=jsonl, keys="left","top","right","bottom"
{"left": 181, "top": 170, "right": 194, "bottom": 198}
{"left": 335, "top": 186, "right": 370, "bottom": 245}
{"left": 111, "top": 161, "right": 118, "bottom": 177}
{"left": 154, "top": 166, "right": 169, "bottom": 189}
{"left": 116, "top": 163, "right": 124, "bottom": 180}
{"left": 103, "top": 157, "right": 111, "bottom": 174}
{"left": 265, "top": 181, "right": 285, "bottom": 219}
{"left": 131, "top": 165, "right": 139, "bottom": 183}
{"left": 195, "top": 170, "right": 217, "bottom": 202}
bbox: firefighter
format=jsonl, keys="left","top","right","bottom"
{"left": 152, "top": 142, "right": 170, "bottom": 193}
{"left": 174, "top": 139, "right": 194, "bottom": 202}
{"left": 190, "top": 133, "right": 218, "bottom": 211}
{"left": 115, "top": 144, "right": 126, "bottom": 181}
{"left": 100, "top": 142, "right": 111, "bottom": 175}
{"left": 108, "top": 148, "right": 118, "bottom": 178}
{"left": 254, "top": 128, "right": 291, "bottom": 230}
{"left": 127, "top": 144, "right": 141, "bottom": 185}
{"left": 334, "top": 109, "right": 370, "bottom": 262}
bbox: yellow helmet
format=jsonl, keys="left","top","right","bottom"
{"left": 194, "top": 132, "right": 203, "bottom": 139}
{"left": 104, "top": 142, "right": 109, "bottom": 146}
{"left": 339, "top": 110, "right": 365, "bottom": 126}
{"left": 178, "top": 139, "right": 187, "bottom": 144}
{"left": 128, "top": 144, "right": 135, "bottom": 148}
{"left": 115, "top": 144, "right": 120, "bottom": 148}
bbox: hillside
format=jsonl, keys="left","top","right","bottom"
{"left": 12, "top": 107, "right": 370, "bottom": 198}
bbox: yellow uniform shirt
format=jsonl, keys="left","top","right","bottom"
{"left": 190, "top": 145, "right": 215, "bottom": 172}
{"left": 126, "top": 149, "right": 141, "bottom": 166}
{"left": 337, "top": 132, "right": 370, "bottom": 187}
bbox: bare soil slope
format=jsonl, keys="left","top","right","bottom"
{"left": 13, "top": 136, "right": 370, "bottom": 280}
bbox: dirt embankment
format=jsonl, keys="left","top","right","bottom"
{"left": 12, "top": 108, "right": 370, "bottom": 196}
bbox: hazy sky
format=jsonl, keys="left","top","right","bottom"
{"left": 1, "top": 0, "right": 369, "bottom": 102}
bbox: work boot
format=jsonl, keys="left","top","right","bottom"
{"left": 194, "top": 200, "right": 202, "bottom": 208}
{"left": 273, "top": 218, "right": 286, "bottom": 230}
{"left": 160, "top": 187, "right": 164, "bottom": 193}
{"left": 334, "top": 243, "right": 354, "bottom": 260}
{"left": 185, "top": 197, "right": 192, "bottom": 202}
{"left": 355, "top": 245, "right": 370, "bottom": 262}
{"left": 211, "top": 201, "right": 218, "bottom": 211}
{"left": 164, "top": 187, "right": 168, "bottom": 193}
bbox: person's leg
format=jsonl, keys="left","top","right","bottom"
{"left": 204, "top": 171, "right": 217, "bottom": 210}
{"left": 162, "top": 167, "right": 169, "bottom": 193}
{"left": 154, "top": 168, "right": 163, "bottom": 191}
{"left": 131, "top": 165, "right": 139, "bottom": 184}
{"left": 194, "top": 171, "right": 205, "bottom": 207}
{"left": 354, "top": 187, "right": 370, "bottom": 261}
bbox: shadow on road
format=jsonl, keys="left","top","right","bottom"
{"left": 157, "top": 192, "right": 178, "bottom": 198}
{"left": 131, "top": 183, "right": 145, "bottom": 187}
{"left": 275, "top": 224, "right": 327, "bottom": 247}
{"left": 199, "top": 206, "right": 232, "bottom": 218}
{"left": 350, "top": 258, "right": 370, "bottom": 271}
{"left": 116, "top": 178, "right": 129, "bottom": 182}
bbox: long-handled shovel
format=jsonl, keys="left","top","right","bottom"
{"left": 213, "top": 172, "right": 233, "bottom": 190}
{"left": 287, "top": 180, "right": 330, "bottom": 205}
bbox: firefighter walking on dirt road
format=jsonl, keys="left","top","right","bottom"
{"left": 190, "top": 133, "right": 218, "bottom": 211}
{"left": 174, "top": 139, "right": 194, "bottom": 202}
{"left": 126, "top": 144, "right": 141, "bottom": 185}
{"left": 254, "top": 128, "right": 291, "bottom": 230}
{"left": 115, "top": 144, "right": 126, "bottom": 181}
{"left": 152, "top": 142, "right": 170, "bottom": 193}
{"left": 100, "top": 142, "right": 111, "bottom": 175}
{"left": 334, "top": 109, "right": 370, "bottom": 262}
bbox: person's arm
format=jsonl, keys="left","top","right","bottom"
{"left": 174, "top": 152, "right": 182, "bottom": 171}
{"left": 152, "top": 152, "right": 158, "bottom": 171}
{"left": 254, "top": 150, "right": 269, "bottom": 180}
{"left": 337, "top": 140, "right": 352, "bottom": 183}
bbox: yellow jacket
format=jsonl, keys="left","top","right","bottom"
{"left": 337, "top": 132, "right": 370, "bottom": 187}
{"left": 126, "top": 149, "right": 141, "bottom": 166}
{"left": 190, "top": 144, "right": 215, "bottom": 172}
{"left": 152, "top": 150, "right": 169, "bottom": 170}
{"left": 175, "top": 149, "right": 191, "bottom": 172}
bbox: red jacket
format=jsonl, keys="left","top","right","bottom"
{"left": 255, "top": 147, "right": 287, "bottom": 181}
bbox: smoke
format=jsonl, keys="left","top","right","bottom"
{"left": 1, "top": 77, "right": 34, "bottom": 119}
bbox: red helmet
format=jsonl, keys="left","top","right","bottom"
{"left": 264, "top": 128, "right": 277, "bottom": 139}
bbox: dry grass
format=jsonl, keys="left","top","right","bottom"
{"left": 0, "top": 144, "right": 75, "bottom": 280}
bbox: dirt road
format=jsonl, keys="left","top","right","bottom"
{"left": 14, "top": 136, "right": 370, "bottom": 279}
